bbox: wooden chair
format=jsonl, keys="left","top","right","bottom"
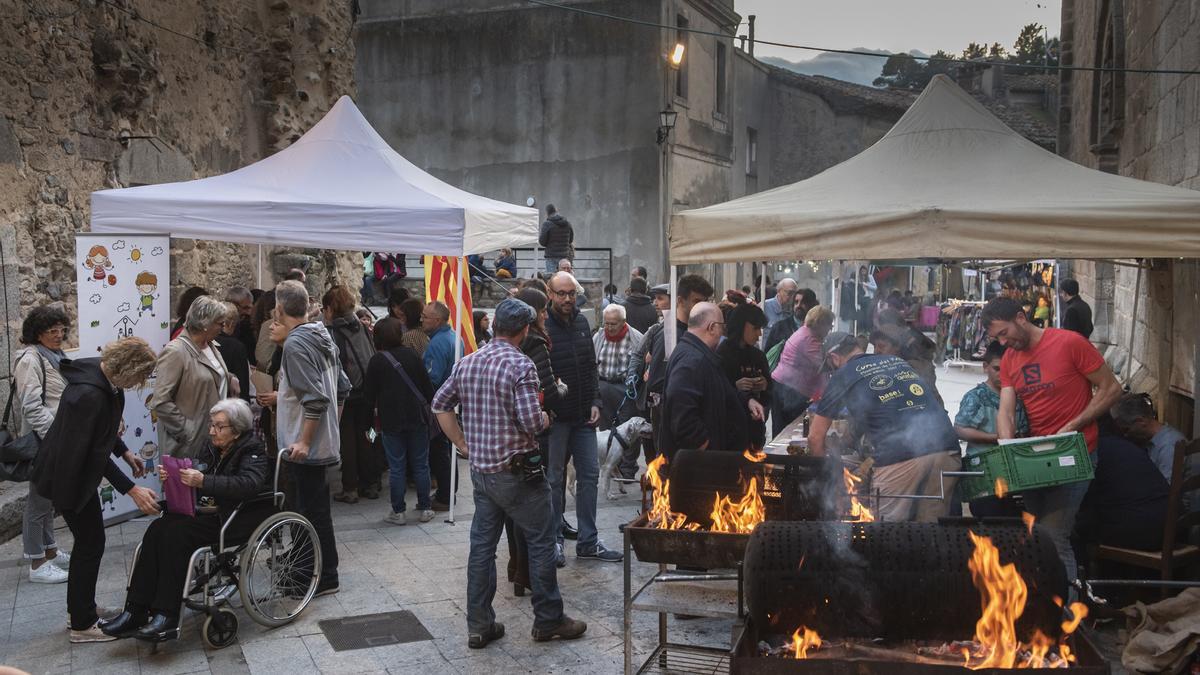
{"left": 1094, "top": 437, "right": 1200, "bottom": 592}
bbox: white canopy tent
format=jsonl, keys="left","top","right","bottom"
{"left": 90, "top": 95, "right": 540, "bottom": 525}
{"left": 92, "top": 95, "right": 538, "bottom": 255}
{"left": 669, "top": 74, "right": 1200, "bottom": 263}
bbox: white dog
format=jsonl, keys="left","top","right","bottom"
{"left": 566, "top": 416, "right": 653, "bottom": 500}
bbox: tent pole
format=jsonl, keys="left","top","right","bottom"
{"left": 665, "top": 265, "right": 678, "bottom": 356}
{"left": 760, "top": 262, "right": 766, "bottom": 305}
{"left": 447, "top": 256, "right": 466, "bottom": 525}
{"left": 257, "top": 244, "right": 263, "bottom": 289}
{"left": 1126, "top": 264, "right": 1142, "bottom": 388}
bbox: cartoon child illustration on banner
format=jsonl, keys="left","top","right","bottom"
{"left": 135, "top": 271, "right": 159, "bottom": 317}
{"left": 83, "top": 244, "right": 114, "bottom": 286}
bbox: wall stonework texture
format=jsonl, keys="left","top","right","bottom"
{"left": 1059, "top": 0, "right": 1200, "bottom": 414}
{"left": 0, "top": 0, "right": 357, "bottom": 536}
{"left": 0, "top": 0, "right": 359, "bottom": 345}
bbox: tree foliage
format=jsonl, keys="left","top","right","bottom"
{"left": 874, "top": 22, "right": 1059, "bottom": 89}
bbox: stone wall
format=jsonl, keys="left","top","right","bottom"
{"left": 0, "top": 0, "right": 358, "bottom": 530}
{"left": 0, "top": 0, "right": 359, "bottom": 354}
{"left": 1058, "top": 0, "right": 1200, "bottom": 411}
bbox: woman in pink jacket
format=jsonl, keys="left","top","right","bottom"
{"left": 770, "top": 306, "right": 835, "bottom": 437}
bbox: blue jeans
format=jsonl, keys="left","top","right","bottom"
{"left": 543, "top": 258, "right": 557, "bottom": 274}
{"left": 468, "top": 470, "right": 563, "bottom": 634}
{"left": 547, "top": 421, "right": 599, "bottom": 552}
{"left": 382, "top": 429, "right": 431, "bottom": 513}
{"left": 1021, "top": 478, "right": 1091, "bottom": 584}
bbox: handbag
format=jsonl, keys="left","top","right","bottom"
{"left": 382, "top": 351, "right": 444, "bottom": 440}
{"left": 0, "top": 353, "right": 46, "bottom": 468}
{"left": 161, "top": 455, "right": 197, "bottom": 517}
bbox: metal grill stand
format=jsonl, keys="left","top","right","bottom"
{"left": 623, "top": 525, "right": 742, "bottom": 674}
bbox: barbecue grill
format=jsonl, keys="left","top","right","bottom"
{"left": 730, "top": 520, "right": 1110, "bottom": 674}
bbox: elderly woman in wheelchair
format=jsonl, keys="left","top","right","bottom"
{"left": 101, "top": 398, "right": 318, "bottom": 645}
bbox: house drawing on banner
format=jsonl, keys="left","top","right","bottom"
{"left": 114, "top": 315, "right": 138, "bottom": 338}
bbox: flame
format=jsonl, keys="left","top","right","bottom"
{"left": 1022, "top": 512, "right": 1036, "bottom": 536}
{"left": 744, "top": 449, "right": 767, "bottom": 462}
{"left": 964, "top": 532, "right": 1086, "bottom": 669}
{"left": 995, "top": 477, "right": 1009, "bottom": 498}
{"left": 710, "top": 477, "right": 766, "bottom": 534}
{"left": 843, "top": 467, "right": 874, "bottom": 522}
{"left": 644, "top": 456, "right": 699, "bottom": 531}
{"left": 790, "top": 626, "right": 822, "bottom": 659}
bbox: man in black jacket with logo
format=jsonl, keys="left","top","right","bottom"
{"left": 544, "top": 272, "right": 621, "bottom": 564}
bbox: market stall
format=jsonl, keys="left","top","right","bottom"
{"left": 89, "top": 95, "right": 539, "bottom": 523}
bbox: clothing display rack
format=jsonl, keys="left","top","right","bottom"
{"left": 939, "top": 300, "right": 987, "bottom": 369}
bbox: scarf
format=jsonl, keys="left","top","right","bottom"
{"left": 36, "top": 345, "right": 65, "bottom": 371}
{"left": 605, "top": 323, "right": 629, "bottom": 343}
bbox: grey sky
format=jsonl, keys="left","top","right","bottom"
{"left": 732, "top": 0, "right": 1061, "bottom": 62}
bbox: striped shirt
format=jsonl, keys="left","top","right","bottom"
{"left": 431, "top": 339, "right": 547, "bottom": 474}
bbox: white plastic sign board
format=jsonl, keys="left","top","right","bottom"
{"left": 75, "top": 233, "right": 170, "bottom": 523}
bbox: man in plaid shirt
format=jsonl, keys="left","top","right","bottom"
{"left": 433, "top": 298, "right": 587, "bottom": 650}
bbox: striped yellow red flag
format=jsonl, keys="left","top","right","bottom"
{"left": 424, "top": 256, "right": 477, "bottom": 354}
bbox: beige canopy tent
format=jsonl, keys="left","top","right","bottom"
{"left": 669, "top": 74, "right": 1200, "bottom": 263}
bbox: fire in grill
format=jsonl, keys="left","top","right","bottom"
{"left": 733, "top": 520, "right": 1109, "bottom": 673}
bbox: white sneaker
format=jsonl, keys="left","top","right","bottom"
{"left": 29, "top": 563, "right": 68, "bottom": 584}
{"left": 50, "top": 550, "right": 70, "bottom": 568}
{"left": 69, "top": 623, "right": 116, "bottom": 643}
{"left": 418, "top": 510, "right": 436, "bottom": 523}
{"left": 385, "top": 511, "right": 406, "bottom": 526}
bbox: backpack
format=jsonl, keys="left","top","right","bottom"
{"left": 330, "top": 323, "right": 374, "bottom": 396}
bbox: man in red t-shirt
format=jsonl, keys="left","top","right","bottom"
{"left": 982, "top": 297, "right": 1122, "bottom": 583}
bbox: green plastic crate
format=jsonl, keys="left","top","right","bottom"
{"left": 960, "top": 432, "right": 1094, "bottom": 500}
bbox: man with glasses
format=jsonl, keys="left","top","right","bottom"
{"left": 763, "top": 278, "right": 798, "bottom": 331}
{"left": 544, "top": 272, "right": 621, "bottom": 564}
{"left": 660, "top": 303, "right": 759, "bottom": 460}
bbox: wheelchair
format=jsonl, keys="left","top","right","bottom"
{"left": 129, "top": 450, "right": 321, "bottom": 649}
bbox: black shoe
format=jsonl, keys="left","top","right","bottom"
{"left": 577, "top": 543, "right": 623, "bottom": 562}
{"left": 555, "top": 543, "right": 566, "bottom": 568}
{"left": 314, "top": 578, "right": 340, "bottom": 597}
{"left": 99, "top": 610, "right": 148, "bottom": 639}
{"left": 468, "top": 621, "right": 505, "bottom": 649}
{"left": 133, "top": 613, "right": 179, "bottom": 642}
{"left": 561, "top": 517, "right": 578, "bottom": 540}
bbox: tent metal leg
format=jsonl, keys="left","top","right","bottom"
{"left": 447, "top": 256, "right": 466, "bottom": 525}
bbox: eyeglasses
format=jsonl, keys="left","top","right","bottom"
{"left": 42, "top": 327, "right": 67, "bottom": 336}
{"left": 709, "top": 321, "right": 726, "bottom": 330}
{"left": 209, "top": 422, "right": 233, "bottom": 431}
{"left": 549, "top": 289, "right": 573, "bottom": 297}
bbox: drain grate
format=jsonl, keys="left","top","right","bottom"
{"left": 318, "top": 610, "right": 433, "bottom": 652}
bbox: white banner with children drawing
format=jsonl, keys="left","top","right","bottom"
{"left": 75, "top": 233, "right": 170, "bottom": 523}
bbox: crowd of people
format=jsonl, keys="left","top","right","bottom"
{"left": 8, "top": 243, "right": 1195, "bottom": 648}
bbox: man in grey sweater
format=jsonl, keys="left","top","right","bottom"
{"left": 274, "top": 280, "right": 351, "bottom": 596}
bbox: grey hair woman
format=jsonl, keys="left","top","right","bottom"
{"left": 102, "top": 397, "right": 271, "bottom": 641}
{"left": 149, "top": 295, "right": 239, "bottom": 459}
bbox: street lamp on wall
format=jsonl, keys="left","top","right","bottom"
{"left": 656, "top": 107, "right": 678, "bottom": 146}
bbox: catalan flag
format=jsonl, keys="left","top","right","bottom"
{"left": 424, "top": 255, "right": 477, "bottom": 354}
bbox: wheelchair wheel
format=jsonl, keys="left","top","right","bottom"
{"left": 239, "top": 511, "right": 321, "bottom": 628}
{"left": 202, "top": 608, "right": 238, "bottom": 649}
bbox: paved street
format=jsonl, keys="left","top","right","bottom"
{"left": 0, "top": 365, "right": 986, "bottom": 674}
{"left": 0, "top": 448, "right": 721, "bottom": 674}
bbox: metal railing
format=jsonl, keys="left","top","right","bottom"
{"left": 392, "top": 248, "right": 614, "bottom": 287}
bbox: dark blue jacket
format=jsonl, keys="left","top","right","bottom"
{"left": 660, "top": 332, "right": 749, "bottom": 460}
{"left": 544, "top": 308, "right": 600, "bottom": 423}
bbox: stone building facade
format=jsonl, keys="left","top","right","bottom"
{"left": 1058, "top": 0, "right": 1200, "bottom": 431}
{"left": 0, "top": 0, "right": 357, "bottom": 535}
{"left": 0, "top": 0, "right": 358, "bottom": 366}
{"left": 354, "top": 0, "right": 910, "bottom": 290}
